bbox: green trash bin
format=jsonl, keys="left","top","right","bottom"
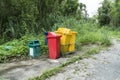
{"left": 28, "top": 40, "right": 40, "bottom": 58}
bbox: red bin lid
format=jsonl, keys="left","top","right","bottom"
{"left": 47, "top": 32, "right": 61, "bottom": 38}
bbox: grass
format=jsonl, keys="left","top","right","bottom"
{"left": 53, "top": 18, "right": 111, "bottom": 46}
{"left": 0, "top": 18, "right": 112, "bottom": 63}
{"left": 84, "top": 47, "right": 100, "bottom": 58}
{"left": 0, "top": 34, "right": 48, "bottom": 63}
{"left": 30, "top": 67, "right": 62, "bottom": 80}
{"left": 29, "top": 66, "right": 58, "bottom": 80}
{"left": 0, "top": 77, "right": 9, "bottom": 80}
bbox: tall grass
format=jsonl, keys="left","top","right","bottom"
{"left": 0, "top": 34, "right": 48, "bottom": 63}
{"left": 0, "top": 17, "right": 112, "bottom": 63}
{"left": 53, "top": 18, "right": 111, "bottom": 46}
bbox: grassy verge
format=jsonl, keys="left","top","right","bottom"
{"left": 0, "top": 34, "right": 48, "bottom": 63}
{"left": 29, "top": 46, "right": 101, "bottom": 80}
{"left": 0, "top": 18, "right": 112, "bottom": 63}
{"left": 53, "top": 18, "right": 111, "bottom": 46}
{"left": 0, "top": 77, "right": 9, "bottom": 80}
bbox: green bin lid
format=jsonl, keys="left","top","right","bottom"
{"left": 29, "top": 40, "right": 40, "bottom": 47}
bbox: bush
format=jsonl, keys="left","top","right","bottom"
{"left": 0, "top": 17, "right": 112, "bottom": 63}
{"left": 0, "top": 34, "right": 48, "bottom": 63}
{"left": 53, "top": 18, "right": 111, "bottom": 46}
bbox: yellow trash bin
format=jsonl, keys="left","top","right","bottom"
{"left": 69, "top": 44, "right": 76, "bottom": 52}
{"left": 69, "top": 31, "right": 77, "bottom": 44}
{"left": 55, "top": 28, "right": 71, "bottom": 53}
{"left": 57, "top": 28, "right": 65, "bottom": 32}
{"left": 69, "top": 31, "right": 77, "bottom": 52}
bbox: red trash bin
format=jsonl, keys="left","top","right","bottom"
{"left": 47, "top": 32, "right": 61, "bottom": 59}
{"left": 48, "top": 32, "right": 55, "bottom": 36}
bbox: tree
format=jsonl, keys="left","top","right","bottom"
{"left": 98, "top": 0, "right": 111, "bottom": 26}
{"left": 0, "top": 0, "right": 83, "bottom": 41}
{"left": 110, "top": 0, "right": 120, "bottom": 27}
{"left": 76, "top": 3, "right": 88, "bottom": 20}
{"left": 0, "top": 0, "right": 39, "bottom": 39}
{"left": 60, "top": 0, "right": 79, "bottom": 16}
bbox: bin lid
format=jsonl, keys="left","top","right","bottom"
{"left": 57, "top": 28, "right": 65, "bottom": 32}
{"left": 48, "top": 32, "right": 61, "bottom": 36}
{"left": 47, "top": 35, "right": 61, "bottom": 38}
{"left": 48, "top": 32, "right": 56, "bottom": 36}
{"left": 71, "top": 31, "right": 77, "bottom": 34}
{"left": 64, "top": 28, "right": 70, "bottom": 34}
{"left": 55, "top": 31, "right": 62, "bottom": 34}
{"left": 28, "top": 40, "right": 40, "bottom": 47}
{"left": 55, "top": 28, "right": 71, "bottom": 35}
{"left": 47, "top": 32, "right": 61, "bottom": 38}
{"left": 45, "top": 32, "right": 48, "bottom": 36}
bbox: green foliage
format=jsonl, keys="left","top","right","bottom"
{"left": 0, "top": 77, "right": 9, "bottom": 80}
{"left": 100, "top": 28, "right": 111, "bottom": 46}
{"left": 97, "top": 0, "right": 120, "bottom": 27}
{"left": 53, "top": 18, "right": 111, "bottom": 46}
{"left": 0, "top": 34, "right": 48, "bottom": 63}
{"left": 85, "top": 47, "right": 100, "bottom": 58}
{"left": 77, "top": 3, "right": 88, "bottom": 20}
{"left": 0, "top": 0, "right": 85, "bottom": 41}
{"left": 60, "top": 0, "right": 79, "bottom": 16}
{"left": 0, "top": 17, "right": 112, "bottom": 63}
{"left": 98, "top": 0, "right": 111, "bottom": 26}
{"left": 0, "top": 0, "right": 39, "bottom": 39}
{"left": 110, "top": 0, "right": 120, "bottom": 27}
{"left": 109, "top": 27, "right": 120, "bottom": 38}
{"left": 30, "top": 66, "right": 62, "bottom": 80}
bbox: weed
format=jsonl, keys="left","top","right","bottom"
{"left": 66, "top": 77, "right": 71, "bottom": 80}
{"left": 0, "top": 77, "right": 9, "bottom": 80}
{"left": 0, "top": 17, "right": 113, "bottom": 63}
{"left": 91, "top": 56, "right": 97, "bottom": 60}
{"left": 0, "top": 34, "right": 48, "bottom": 63}
{"left": 84, "top": 47, "right": 100, "bottom": 58}
{"left": 29, "top": 66, "right": 62, "bottom": 80}
{"left": 54, "top": 18, "right": 111, "bottom": 47}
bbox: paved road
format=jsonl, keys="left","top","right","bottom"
{"left": 47, "top": 39, "right": 120, "bottom": 80}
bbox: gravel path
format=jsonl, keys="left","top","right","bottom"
{"left": 0, "top": 58, "right": 68, "bottom": 80}
{"left": 1, "top": 39, "right": 120, "bottom": 80}
{"left": 47, "top": 39, "right": 120, "bottom": 80}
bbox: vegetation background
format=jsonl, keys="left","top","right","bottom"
{"left": 0, "top": 0, "right": 120, "bottom": 63}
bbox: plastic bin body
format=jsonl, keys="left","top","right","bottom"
{"left": 55, "top": 28, "right": 71, "bottom": 45}
{"left": 60, "top": 34, "right": 71, "bottom": 53}
{"left": 45, "top": 32, "right": 48, "bottom": 45}
{"left": 69, "top": 31, "right": 77, "bottom": 44}
{"left": 68, "top": 44, "right": 75, "bottom": 52}
{"left": 55, "top": 28, "right": 71, "bottom": 53}
{"left": 60, "top": 44, "right": 69, "bottom": 53}
{"left": 47, "top": 32, "right": 61, "bottom": 59}
{"left": 69, "top": 31, "right": 77, "bottom": 52}
{"left": 29, "top": 40, "right": 40, "bottom": 58}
